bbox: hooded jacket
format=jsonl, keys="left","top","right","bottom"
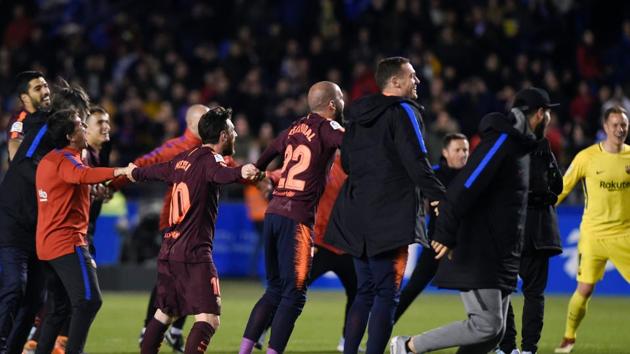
{"left": 325, "top": 94, "right": 445, "bottom": 257}
{"left": 432, "top": 111, "right": 538, "bottom": 292}
{"left": 524, "top": 138, "right": 563, "bottom": 256}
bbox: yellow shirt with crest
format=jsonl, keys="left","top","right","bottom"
{"left": 557, "top": 143, "right": 630, "bottom": 238}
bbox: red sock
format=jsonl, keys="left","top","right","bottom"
{"left": 141, "top": 318, "right": 168, "bottom": 354}
{"left": 185, "top": 321, "right": 215, "bottom": 354}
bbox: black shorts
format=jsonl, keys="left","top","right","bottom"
{"left": 156, "top": 260, "right": 221, "bottom": 317}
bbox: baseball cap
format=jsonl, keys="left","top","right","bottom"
{"left": 513, "top": 87, "right": 560, "bottom": 112}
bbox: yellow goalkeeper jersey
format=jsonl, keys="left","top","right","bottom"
{"left": 557, "top": 143, "right": 630, "bottom": 238}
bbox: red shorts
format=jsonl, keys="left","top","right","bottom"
{"left": 156, "top": 260, "right": 221, "bottom": 317}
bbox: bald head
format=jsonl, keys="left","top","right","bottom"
{"left": 307, "top": 81, "right": 344, "bottom": 120}
{"left": 185, "top": 104, "right": 210, "bottom": 138}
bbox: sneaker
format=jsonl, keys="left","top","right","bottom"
{"left": 255, "top": 329, "right": 268, "bottom": 350}
{"left": 521, "top": 351, "right": 534, "bottom": 354}
{"left": 164, "top": 331, "right": 185, "bottom": 353}
{"left": 138, "top": 327, "right": 145, "bottom": 346}
{"left": 390, "top": 336, "right": 411, "bottom": 354}
{"left": 52, "top": 335, "right": 68, "bottom": 354}
{"left": 337, "top": 337, "right": 365, "bottom": 353}
{"left": 336, "top": 337, "right": 345, "bottom": 352}
{"left": 510, "top": 350, "right": 521, "bottom": 354}
{"left": 554, "top": 337, "right": 575, "bottom": 353}
{"left": 22, "top": 340, "right": 37, "bottom": 354}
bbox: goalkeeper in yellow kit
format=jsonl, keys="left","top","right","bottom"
{"left": 554, "top": 106, "right": 630, "bottom": 353}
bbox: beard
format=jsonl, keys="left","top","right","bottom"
{"left": 533, "top": 120, "right": 547, "bottom": 140}
{"left": 335, "top": 109, "right": 344, "bottom": 123}
{"left": 222, "top": 140, "right": 235, "bottom": 156}
{"left": 534, "top": 118, "right": 549, "bottom": 140}
{"left": 34, "top": 101, "right": 51, "bottom": 112}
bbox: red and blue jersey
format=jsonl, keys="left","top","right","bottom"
{"left": 36, "top": 147, "right": 115, "bottom": 260}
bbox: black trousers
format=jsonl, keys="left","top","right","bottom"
{"left": 0, "top": 246, "right": 46, "bottom": 354}
{"left": 394, "top": 247, "right": 439, "bottom": 323}
{"left": 308, "top": 246, "right": 357, "bottom": 337}
{"left": 500, "top": 254, "right": 549, "bottom": 353}
{"left": 36, "top": 246, "right": 102, "bottom": 354}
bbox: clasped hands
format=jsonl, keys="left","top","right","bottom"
{"left": 429, "top": 200, "right": 453, "bottom": 260}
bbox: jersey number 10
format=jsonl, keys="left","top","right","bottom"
{"left": 169, "top": 182, "right": 191, "bottom": 226}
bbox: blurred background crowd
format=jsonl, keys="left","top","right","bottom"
{"left": 1, "top": 0, "right": 629, "bottom": 262}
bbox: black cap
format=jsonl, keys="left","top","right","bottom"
{"left": 513, "top": 87, "right": 559, "bottom": 112}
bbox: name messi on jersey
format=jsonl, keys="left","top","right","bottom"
{"left": 176, "top": 160, "right": 191, "bottom": 171}
{"left": 288, "top": 123, "right": 315, "bottom": 142}
{"left": 600, "top": 180, "right": 630, "bottom": 191}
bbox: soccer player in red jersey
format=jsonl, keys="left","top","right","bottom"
{"left": 239, "top": 81, "right": 345, "bottom": 354}
{"left": 35, "top": 109, "right": 133, "bottom": 354}
{"left": 129, "top": 106, "right": 260, "bottom": 354}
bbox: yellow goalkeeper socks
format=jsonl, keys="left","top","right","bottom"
{"left": 564, "top": 291, "right": 591, "bottom": 339}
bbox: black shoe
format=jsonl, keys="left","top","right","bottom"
{"left": 254, "top": 329, "right": 267, "bottom": 350}
{"left": 164, "top": 331, "right": 185, "bottom": 353}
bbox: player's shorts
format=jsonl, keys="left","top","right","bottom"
{"left": 264, "top": 213, "right": 314, "bottom": 292}
{"left": 577, "top": 234, "right": 630, "bottom": 284}
{"left": 156, "top": 259, "right": 221, "bottom": 317}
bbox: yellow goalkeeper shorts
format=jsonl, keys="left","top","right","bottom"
{"left": 577, "top": 234, "right": 630, "bottom": 284}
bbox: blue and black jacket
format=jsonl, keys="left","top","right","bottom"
{"left": 0, "top": 111, "right": 53, "bottom": 251}
{"left": 325, "top": 94, "right": 446, "bottom": 258}
{"left": 432, "top": 111, "right": 538, "bottom": 292}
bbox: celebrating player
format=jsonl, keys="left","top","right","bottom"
{"left": 131, "top": 106, "right": 260, "bottom": 354}
{"left": 239, "top": 81, "right": 345, "bottom": 354}
{"left": 554, "top": 106, "right": 630, "bottom": 353}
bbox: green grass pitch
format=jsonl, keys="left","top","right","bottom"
{"left": 85, "top": 280, "right": 630, "bottom": 353}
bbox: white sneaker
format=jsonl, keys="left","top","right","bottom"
{"left": 554, "top": 337, "right": 575, "bottom": 353}
{"left": 495, "top": 349, "right": 519, "bottom": 354}
{"left": 138, "top": 327, "right": 145, "bottom": 346}
{"left": 390, "top": 336, "right": 411, "bottom": 354}
{"left": 337, "top": 337, "right": 345, "bottom": 352}
{"left": 521, "top": 351, "right": 534, "bottom": 354}
{"left": 337, "top": 337, "right": 365, "bottom": 353}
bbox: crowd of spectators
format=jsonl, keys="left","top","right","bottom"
{"left": 1, "top": 0, "right": 630, "bottom": 187}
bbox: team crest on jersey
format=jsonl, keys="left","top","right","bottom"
{"left": 10, "top": 121, "right": 23, "bottom": 133}
{"left": 330, "top": 120, "right": 342, "bottom": 131}
{"left": 38, "top": 189, "right": 48, "bottom": 202}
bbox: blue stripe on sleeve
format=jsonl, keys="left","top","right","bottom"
{"left": 400, "top": 103, "right": 428, "bottom": 154}
{"left": 26, "top": 124, "right": 48, "bottom": 158}
{"left": 63, "top": 152, "right": 85, "bottom": 169}
{"left": 432, "top": 164, "right": 440, "bottom": 171}
{"left": 75, "top": 247, "right": 92, "bottom": 300}
{"left": 464, "top": 133, "right": 508, "bottom": 189}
